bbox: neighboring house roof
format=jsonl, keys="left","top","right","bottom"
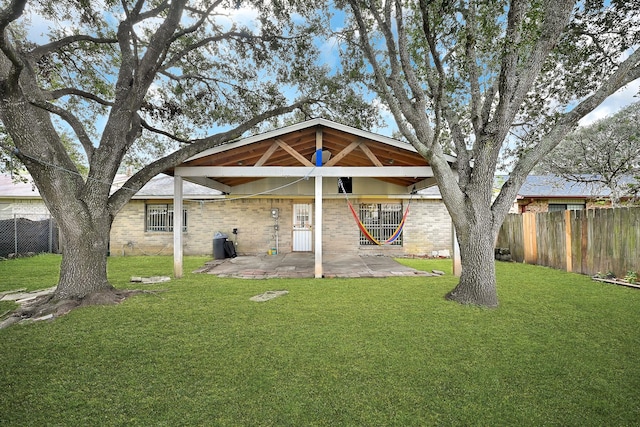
{"left": 0, "top": 173, "right": 221, "bottom": 200}
{"left": 518, "top": 175, "right": 600, "bottom": 198}
{"left": 130, "top": 174, "right": 222, "bottom": 199}
{"left": 516, "top": 175, "right": 637, "bottom": 199}
{"left": 0, "top": 174, "right": 41, "bottom": 198}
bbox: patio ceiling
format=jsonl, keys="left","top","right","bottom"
{"left": 169, "top": 119, "right": 448, "bottom": 192}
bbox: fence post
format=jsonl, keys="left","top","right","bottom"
{"left": 48, "top": 214, "right": 53, "bottom": 253}
{"left": 565, "top": 209, "right": 572, "bottom": 273}
{"left": 523, "top": 212, "right": 537, "bottom": 264}
{"left": 13, "top": 213, "right": 17, "bottom": 256}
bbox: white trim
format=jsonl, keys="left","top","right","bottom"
{"left": 173, "top": 176, "right": 183, "bottom": 278}
{"left": 174, "top": 166, "right": 433, "bottom": 178}
{"left": 314, "top": 177, "right": 322, "bottom": 278}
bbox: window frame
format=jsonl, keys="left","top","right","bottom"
{"left": 548, "top": 203, "right": 585, "bottom": 212}
{"left": 145, "top": 203, "right": 187, "bottom": 232}
{"left": 358, "top": 202, "right": 403, "bottom": 246}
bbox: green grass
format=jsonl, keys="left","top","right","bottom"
{"left": 1, "top": 255, "right": 639, "bottom": 426}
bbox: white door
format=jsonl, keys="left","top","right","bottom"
{"left": 292, "top": 204, "right": 313, "bottom": 251}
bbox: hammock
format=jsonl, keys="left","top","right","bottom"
{"left": 338, "top": 178, "right": 414, "bottom": 246}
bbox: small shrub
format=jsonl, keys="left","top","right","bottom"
{"left": 624, "top": 271, "right": 638, "bottom": 284}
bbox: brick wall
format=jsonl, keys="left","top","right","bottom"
{"left": 110, "top": 197, "right": 452, "bottom": 257}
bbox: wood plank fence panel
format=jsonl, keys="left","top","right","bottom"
{"left": 497, "top": 207, "right": 640, "bottom": 278}
{"left": 569, "top": 211, "right": 584, "bottom": 275}
{"left": 535, "top": 211, "right": 566, "bottom": 270}
{"left": 495, "top": 214, "right": 524, "bottom": 262}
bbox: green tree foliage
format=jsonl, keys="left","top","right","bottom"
{"left": 535, "top": 102, "right": 640, "bottom": 206}
{"left": 337, "top": 0, "right": 640, "bottom": 306}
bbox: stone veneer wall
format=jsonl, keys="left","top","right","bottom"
{"left": 110, "top": 198, "right": 452, "bottom": 257}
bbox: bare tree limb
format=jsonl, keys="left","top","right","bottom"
{"left": 47, "top": 88, "right": 113, "bottom": 106}
{"left": 29, "top": 99, "right": 95, "bottom": 162}
{"left": 30, "top": 35, "right": 118, "bottom": 61}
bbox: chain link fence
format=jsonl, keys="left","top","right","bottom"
{"left": 0, "top": 212, "right": 60, "bottom": 258}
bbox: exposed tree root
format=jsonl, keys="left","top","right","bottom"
{"left": 0, "top": 288, "right": 166, "bottom": 329}
{"left": 445, "top": 287, "right": 499, "bottom": 308}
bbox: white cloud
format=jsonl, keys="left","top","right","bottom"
{"left": 216, "top": 4, "right": 260, "bottom": 32}
{"left": 317, "top": 34, "right": 341, "bottom": 70}
{"left": 579, "top": 79, "right": 640, "bottom": 126}
{"left": 370, "top": 98, "right": 398, "bottom": 137}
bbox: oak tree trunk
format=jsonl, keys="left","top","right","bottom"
{"left": 55, "top": 216, "right": 113, "bottom": 300}
{"left": 445, "top": 211, "right": 499, "bottom": 308}
{"left": 445, "top": 223, "right": 498, "bottom": 307}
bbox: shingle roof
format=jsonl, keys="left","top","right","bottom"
{"left": 0, "top": 173, "right": 222, "bottom": 199}
{"left": 0, "top": 174, "right": 41, "bottom": 198}
{"left": 516, "top": 175, "right": 636, "bottom": 198}
{"left": 131, "top": 174, "right": 222, "bottom": 198}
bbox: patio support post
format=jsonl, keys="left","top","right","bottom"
{"left": 453, "top": 225, "right": 461, "bottom": 277}
{"left": 314, "top": 128, "right": 323, "bottom": 278}
{"left": 173, "top": 175, "right": 183, "bottom": 278}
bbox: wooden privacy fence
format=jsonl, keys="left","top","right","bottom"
{"left": 496, "top": 208, "right": 640, "bottom": 278}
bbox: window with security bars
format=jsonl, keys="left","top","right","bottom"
{"left": 358, "top": 203, "right": 403, "bottom": 245}
{"left": 548, "top": 203, "right": 585, "bottom": 212}
{"left": 145, "top": 204, "right": 187, "bottom": 232}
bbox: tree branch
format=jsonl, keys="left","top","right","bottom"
{"left": 139, "top": 118, "right": 190, "bottom": 144}
{"left": 167, "top": 0, "right": 222, "bottom": 44}
{"left": 497, "top": 0, "right": 575, "bottom": 131}
{"left": 346, "top": 1, "right": 423, "bottom": 150}
{"left": 29, "top": 99, "right": 95, "bottom": 162}
{"left": 30, "top": 35, "right": 118, "bottom": 61}
{"left": 47, "top": 88, "right": 113, "bottom": 106}
{"left": 0, "top": 0, "right": 27, "bottom": 75}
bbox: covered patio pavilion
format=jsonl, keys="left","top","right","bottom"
{"left": 169, "top": 118, "right": 460, "bottom": 278}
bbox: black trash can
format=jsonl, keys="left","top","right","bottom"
{"left": 213, "top": 231, "right": 229, "bottom": 259}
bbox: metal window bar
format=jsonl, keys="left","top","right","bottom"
{"left": 358, "top": 203, "right": 403, "bottom": 245}
{"left": 146, "top": 204, "right": 187, "bottom": 232}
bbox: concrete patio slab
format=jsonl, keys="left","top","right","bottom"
{"left": 195, "top": 253, "right": 438, "bottom": 279}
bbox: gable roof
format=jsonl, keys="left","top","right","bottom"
{"left": 170, "top": 118, "right": 454, "bottom": 191}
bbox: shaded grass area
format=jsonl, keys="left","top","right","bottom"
{"left": 1, "top": 256, "right": 639, "bottom": 426}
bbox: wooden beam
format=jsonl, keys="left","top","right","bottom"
{"left": 254, "top": 141, "right": 280, "bottom": 166}
{"left": 275, "top": 139, "right": 315, "bottom": 166}
{"left": 324, "top": 141, "right": 360, "bottom": 166}
{"left": 412, "top": 178, "right": 438, "bottom": 192}
{"left": 184, "top": 177, "right": 230, "bottom": 194}
{"left": 316, "top": 127, "right": 323, "bottom": 151}
{"left": 175, "top": 165, "right": 433, "bottom": 178}
{"left": 358, "top": 142, "right": 384, "bottom": 167}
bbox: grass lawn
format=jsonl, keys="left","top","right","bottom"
{"left": 1, "top": 255, "right": 639, "bottom": 426}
